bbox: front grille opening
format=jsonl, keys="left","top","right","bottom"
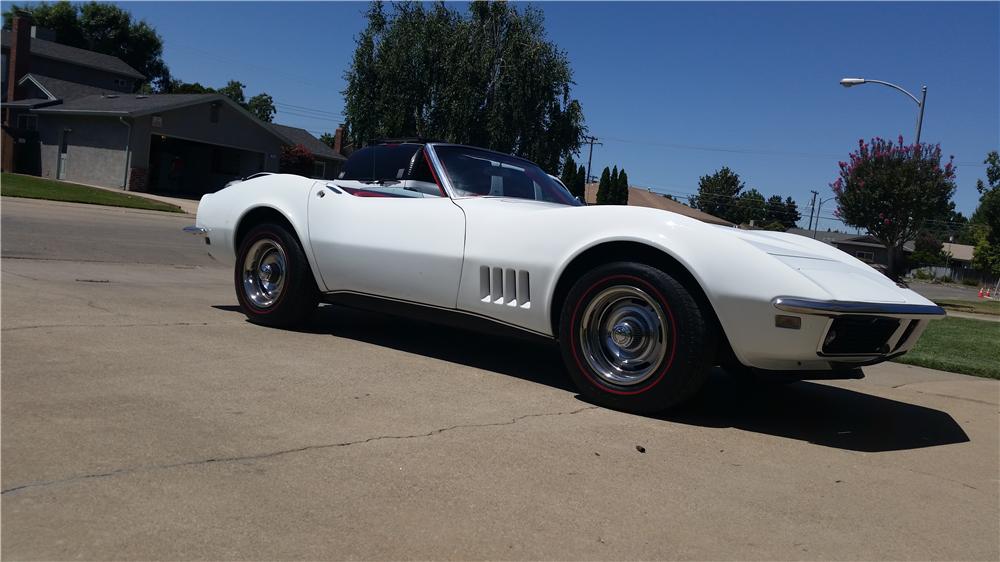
{"left": 822, "top": 316, "right": 900, "bottom": 355}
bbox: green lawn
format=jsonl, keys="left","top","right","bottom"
{"left": 933, "top": 298, "right": 1000, "bottom": 317}
{"left": 893, "top": 317, "right": 1000, "bottom": 379}
{"left": 1, "top": 173, "right": 183, "bottom": 213}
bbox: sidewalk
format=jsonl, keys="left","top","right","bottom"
{"left": 87, "top": 184, "right": 200, "bottom": 215}
{"left": 945, "top": 310, "right": 1000, "bottom": 323}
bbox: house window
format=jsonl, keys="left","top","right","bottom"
{"left": 114, "top": 78, "right": 130, "bottom": 89}
{"left": 16, "top": 114, "right": 37, "bottom": 131}
{"left": 856, "top": 251, "right": 875, "bottom": 262}
{"left": 312, "top": 160, "right": 326, "bottom": 179}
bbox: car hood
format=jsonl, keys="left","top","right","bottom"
{"left": 719, "top": 227, "right": 917, "bottom": 303}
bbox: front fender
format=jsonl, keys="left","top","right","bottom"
{"left": 194, "top": 175, "right": 318, "bottom": 276}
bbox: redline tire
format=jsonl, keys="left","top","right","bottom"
{"left": 235, "top": 223, "right": 318, "bottom": 328}
{"left": 558, "top": 262, "right": 715, "bottom": 413}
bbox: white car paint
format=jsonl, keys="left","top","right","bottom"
{"left": 193, "top": 144, "right": 943, "bottom": 372}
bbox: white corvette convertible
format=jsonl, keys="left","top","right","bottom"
{"left": 186, "top": 141, "right": 944, "bottom": 413}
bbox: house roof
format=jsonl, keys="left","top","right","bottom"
{"left": 2, "top": 97, "right": 56, "bottom": 108}
{"left": 19, "top": 73, "right": 110, "bottom": 101}
{"left": 269, "top": 123, "right": 345, "bottom": 161}
{"left": 31, "top": 93, "right": 302, "bottom": 147}
{"left": 1, "top": 30, "right": 145, "bottom": 80}
{"left": 942, "top": 242, "right": 975, "bottom": 262}
{"left": 785, "top": 227, "right": 860, "bottom": 245}
{"left": 32, "top": 93, "right": 221, "bottom": 116}
{"left": 833, "top": 235, "right": 916, "bottom": 252}
{"left": 584, "top": 183, "right": 733, "bottom": 226}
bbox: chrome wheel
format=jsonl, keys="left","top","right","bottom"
{"left": 579, "top": 285, "right": 670, "bottom": 386}
{"left": 242, "top": 238, "right": 287, "bottom": 309}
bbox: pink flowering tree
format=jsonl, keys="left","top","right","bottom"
{"left": 832, "top": 136, "right": 957, "bottom": 277}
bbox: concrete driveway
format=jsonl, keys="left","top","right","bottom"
{"left": 2, "top": 197, "right": 998, "bottom": 560}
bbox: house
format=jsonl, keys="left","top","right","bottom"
{"left": 584, "top": 183, "right": 733, "bottom": 226}
{"left": 785, "top": 227, "right": 860, "bottom": 247}
{"left": 920, "top": 242, "right": 979, "bottom": 282}
{"left": 2, "top": 15, "right": 345, "bottom": 195}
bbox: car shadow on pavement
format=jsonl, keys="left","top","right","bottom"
{"left": 244, "top": 303, "right": 576, "bottom": 392}
{"left": 215, "top": 303, "right": 970, "bottom": 453}
{"left": 658, "top": 371, "right": 971, "bottom": 453}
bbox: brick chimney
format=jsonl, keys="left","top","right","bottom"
{"left": 6, "top": 13, "right": 32, "bottom": 103}
{"left": 333, "top": 124, "right": 345, "bottom": 155}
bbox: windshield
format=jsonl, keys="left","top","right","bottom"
{"left": 434, "top": 145, "right": 581, "bottom": 206}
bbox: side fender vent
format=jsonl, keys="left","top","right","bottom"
{"left": 480, "top": 266, "right": 530, "bottom": 309}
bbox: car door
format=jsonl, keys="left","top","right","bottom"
{"left": 306, "top": 144, "right": 466, "bottom": 309}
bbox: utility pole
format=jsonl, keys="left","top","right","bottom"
{"left": 807, "top": 190, "right": 818, "bottom": 231}
{"left": 812, "top": 196, "right": 834, "bottom": 239}
{"left": 583, "top": 135, "right": 602, "bottom": 183}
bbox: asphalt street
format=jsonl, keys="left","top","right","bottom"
{"left": 907, "top": 279, "right": 989, "bottom": 301}
{"left": 2, "top": 196, "right": 998, "bottom": 560}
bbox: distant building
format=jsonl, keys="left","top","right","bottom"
{"left": 584, "top": 183, "right": 733, "bottom": 226}
{"left": 2, "top": 15, "right": 345, "bottom": 195}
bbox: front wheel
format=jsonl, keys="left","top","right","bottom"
{"left": 234, "top": 223, "right": 318, "bottom": 328}
{"left": 558, "top": 262, "right": 716, "bottom": 414}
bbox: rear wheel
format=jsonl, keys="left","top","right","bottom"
{"left": 235, "top": 223, "right": 318, "bottom": 328}
{"left": 558, "top": 262, "right": 715, "bottom": 414}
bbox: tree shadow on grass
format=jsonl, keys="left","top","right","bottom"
{"left": 214, "top": 303, "right": 970, "bottom": 453}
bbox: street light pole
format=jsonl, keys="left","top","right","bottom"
{"left": 840, "top": 78, "right": 927, "bottom": 145}
{"left": 915, "top": 85, "right": 927, "bottom": 146}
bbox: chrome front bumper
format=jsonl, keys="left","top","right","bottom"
{"left": 773, "top": 297, "right": 946, "bottom": 317}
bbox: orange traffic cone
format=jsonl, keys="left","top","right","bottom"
{"left": 979, "top": 287, "right": 985, "bottom": 298}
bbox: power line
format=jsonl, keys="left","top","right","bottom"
{"left": 275, "top": 109, "right": 345, "bottom": 123}
{"left": 171, "top": 44, "right": 337, "bottom": 91}
{"left": 274, "top": 101, "right": 345, "bottom": 119}
{"left": 601, "top": 134, "right": 988, "bottom": 167}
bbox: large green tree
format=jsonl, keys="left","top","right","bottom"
{"left": 971, "top": 151, "right": 1000, "bottom": 276}
{"left": 909, "top": 232, "right": 949, "bottom": 270}
{"left": 734, "top": 188, "right": 766, "bottom": 225}
{"left": 319, "top": 133, "right": 337, "bottom": 149}
{"left": 760, "top": 195, "right": 801, "bottom": 230}
{"left": 168, "top": 79, "right": 276, "bottom": 122}
{"left": 832, "top": 136, "right": 957, "bottom": 277}
{"left": 342, "top": 1, "right": 586, "bottom": 171}
{"left": 615, "top": 168, "right": 629, "bottom": 205}
{"left": 690, "top": 167, "right": 744, "bottom": 222}
{"left": 596, "top": 167, "right": 612, "bottom": 205}
{"left": 574, "top": 164, "right": 586, "bottom": 200}
{"left": 3, "top": 1, "right": 170, "bottom": 91}
{"left": 610, "top": 166, "right": 619, "bottom": 203}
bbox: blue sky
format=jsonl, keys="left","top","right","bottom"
{"left": 122, "top": 1, "right": 997, "bottom": 230}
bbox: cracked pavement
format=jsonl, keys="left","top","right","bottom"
{"left": 2, "top": 196, "right": 999, "bottom": 560}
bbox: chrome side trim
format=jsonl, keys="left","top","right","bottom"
{"left": 773, "top": 297, "right": 945, "bottom": 317}
{"left": 323, "top": 289, "right": 554, "bottom": 339}
{"left": 183, "top": 226, "right": 208, "bottom": 236}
